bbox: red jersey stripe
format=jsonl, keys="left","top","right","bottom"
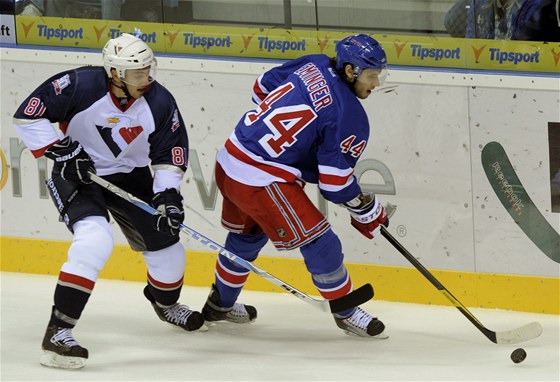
{"left": 225, "top": 139, "right": 297, "bottom": 183}
{"left": 252, "top": 79, "right": 267, "bottom": 102}
{"left": 318, "top": 172, "right": 352, "bottom": 186}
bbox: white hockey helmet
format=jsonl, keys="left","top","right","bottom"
{"left": 102, "top": 33, "right": 156, "bottom": 82}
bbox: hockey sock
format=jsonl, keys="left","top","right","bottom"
{"left": 312, "top": 265, "right": 354, "bottom": 317}
{"left": 145, "top": 276, "right": 183, "bottom": 306}
{"left": 143, "top": 242, "right": 187, "bottom": 306}
{"left": 51, "top": 273, "right": 94, "bottom": 327}
{"left": 301, "top": 231, "right": 354, "bottom": 316}
{"left": 214, "top": 232, "right": 267, "bottom": 307}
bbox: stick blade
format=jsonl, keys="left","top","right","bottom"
{"left": 328, "top": 283, "right": 374, "bottom": 313}
{"left": 481, "top": 142, "right": 560, "bottom": 263}
{"left": 495, "top": 322, "right": 543, "bottom": 344}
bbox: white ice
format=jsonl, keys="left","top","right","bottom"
{"left": 1, "top": 272, "right": 558, "bottom": 381}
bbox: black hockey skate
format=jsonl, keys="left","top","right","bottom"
{"left": 143, "top": 286, "right": 205, "bottom": 331}
{"left": 202, "top": 284, "right": 257, "bottom": 324}
{"left": 40, "top": 324, "right": 88, "bottom": 369}
{"left": 334, "top": 307, "right": 388, "bottom": 339}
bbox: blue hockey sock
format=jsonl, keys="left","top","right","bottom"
{"left": 214, "top": 232, "right": 268, "bottom": 307}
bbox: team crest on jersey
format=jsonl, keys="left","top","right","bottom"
{"left": 52, "top": 74, "right": 71, "bottom": 95}
{"left": 95, "top": 116, "right": 144, "bottom": 158}
{"left": 171, "top": 109, "right": 180, "bottom": 132}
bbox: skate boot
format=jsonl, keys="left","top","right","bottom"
{"left": 40, "top": 324, "right": 88, "bottom": 369}
{"left": 202, "top": 284, "right": 257, "bottom": 324}
{"left": 334, "top": 307, "right": 388, "bottom": 339}
{"left": 144, "top": 286, "right": 205, "bottom": 331}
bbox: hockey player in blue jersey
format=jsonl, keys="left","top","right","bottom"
{"left": 13, "top": 33, "right": 204, "bottom": 369}
{"left": 202, "top": 34, "right": 390, "bottom": 338}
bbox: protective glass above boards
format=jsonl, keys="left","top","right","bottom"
{"left": 7, "top": 0, "right": 560, "bottom": 73}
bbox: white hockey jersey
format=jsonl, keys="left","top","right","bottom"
{"left": 13, "top": 66, "right": 188, "bottom": 191}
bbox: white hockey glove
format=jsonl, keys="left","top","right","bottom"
{"left": 45, "top": 137, "right": 95, "bottom": 185}
{"left": 345, "top": 192, "right": 389, "bottom": 239}
{"left": 152, "top": 188, "right": 185, "bottom": 236}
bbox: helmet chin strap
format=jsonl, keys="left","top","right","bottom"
{"left": 111, "top": 77, "right": 132, "bottom": 99}
{"left": 349, "top": 81, "right": 360, "bottom": 96}
{"left": 340, "top": 65, "right": 358, "bottom": 95}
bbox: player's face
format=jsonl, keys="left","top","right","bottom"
{"left": 122, "top": 67, "right": 154, "bottom": 98}
{"left": 354, "top": 68, "right": 386, "bottom": 99}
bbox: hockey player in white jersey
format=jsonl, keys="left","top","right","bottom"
{"left": 201, "top": 34, "right": 390, "bottom": 338}
{"left": 13, "top": 33, "right": 204, "bottom": 369}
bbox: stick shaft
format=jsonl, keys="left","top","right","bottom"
{"left": 88, "top": 172, "right": 372, "bottom": 313}
{"left": 380, "top": 225, "right": 497, "bottom": 342}
{"left": 381, "top": 225, "right": 544, "bottom": 344}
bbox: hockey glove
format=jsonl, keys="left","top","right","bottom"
{"left": 44, "top": 137, "right": 95, "bottom": 185}
{"left": 345, "top": 193, "right": 389, "bottom": 239}
{"left": 152, "top": 188, "right": 185, "bottom": 236}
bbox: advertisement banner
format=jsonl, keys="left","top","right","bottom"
{"left": 14, "top": 15, "right": 560, "bottom": 73}
{"left": 0, "top": 13, "right": 15, "bottom": 44}
{"left": 14, "top": 16, "right": 165, "bottom": 50}
{"left": 464, "top": 39, "right": 560, "bottom": 72}
{"left": 382, "top": 35, "right": 560, "bottom": 73}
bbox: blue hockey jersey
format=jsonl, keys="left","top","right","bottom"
{"left": 217, "top": 54, "right": 370, "bottom": 205}
{"left": 13, "top": 66, "right": 188, "bottom": 191}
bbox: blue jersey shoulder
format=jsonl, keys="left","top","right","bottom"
{"left": 143, "top": 81, "right": 178, "bottom": 127}
{"left": 14, "top": 66, "right": 108, "bottom": 122}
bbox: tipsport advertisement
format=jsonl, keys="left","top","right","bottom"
{"left": 14, "top": 15, "right": 560, "bottom": 73}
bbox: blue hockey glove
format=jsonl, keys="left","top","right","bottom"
{"left": 44, "top": 137, "right": 95, "bottom": 185}
{"left": 152, "top": 188, "right": 184, "bottom": 236}
{"left": 345, "top": 193, "right": 389, "bottom": 239}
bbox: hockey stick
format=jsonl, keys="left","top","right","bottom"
{"left": 481, "top": 141, "right": 559, "bottom": 263}
{"left": 88, "top": 173, "right": 373, "bottom": 314}
{"left": 380, "top": 225, "right": 543, "bottom": 344}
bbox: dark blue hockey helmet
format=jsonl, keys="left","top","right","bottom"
{"left": 335, "top": 34, "right": 387, "bottom": 80}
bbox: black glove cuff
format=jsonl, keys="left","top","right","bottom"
{"left": 44, "top": 137, "right": 82, "bottom": 161}
{"left": 152, "top": 188, "right": 183, "bottom": 207}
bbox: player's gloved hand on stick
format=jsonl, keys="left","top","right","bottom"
{"left": 345, "top": 192, "right": 389, "bottom": 239}
{"left": 152, "top": 188, "right": 185, "bottom": 236}
{"left": 44, "top": 136, "right": 95, "bottom": 185}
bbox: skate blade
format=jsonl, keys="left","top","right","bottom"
{"left": 197, "top": 323, "right": 209, "bottom": 332}
{"left": 343, "top": 330, "right": 390, "bottom": 339}
{"left": 165, "top": 322, "right": 209, "bottom": 332}
{"left": 203, "top": 318, "right": 257, "bottom": 326}
{"left": 40, "top": 351, "right": 87, "bottom": 369}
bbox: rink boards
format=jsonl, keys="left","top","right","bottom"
{"left": 0, "top": 47, "right": 558, "bottom": 314}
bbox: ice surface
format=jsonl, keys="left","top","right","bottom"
{"left": 1, "top": 272, "right": 558, "bottom": 381}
